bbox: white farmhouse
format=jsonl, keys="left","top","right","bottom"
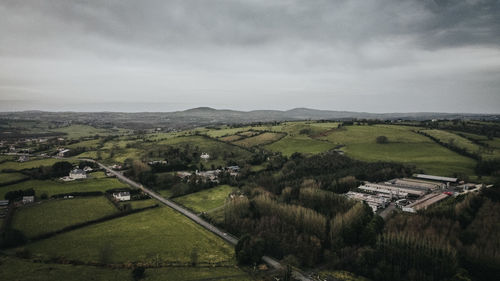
{"left": 69, "top": 169, "right": 87, "bottom": 179}
{"left": 112, "top": 191, "right": 131, "bottom": 201}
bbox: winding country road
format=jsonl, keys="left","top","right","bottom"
{"left": 82, "top": 159, "right": 311, "bottom": 281}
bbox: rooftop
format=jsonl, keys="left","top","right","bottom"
{"left": 414, "top": 174, "right": 458, "bottom": 183}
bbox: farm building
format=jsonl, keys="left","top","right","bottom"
{"left": 83, "top": 166, "right": 93, "bottom": 172}
{"left": 346, "top": 191, "right": 390, "bottom": 212}
{"left": 69, "top": 169, "right": 87, "bottom": 179}
{"left": 22, "top": 196, "right": 35, "bottom": 204}
{"left": 112, "top": 191, "right": 131, "bottom": 201}
{"left": 358, "top": 184, "right": 408, "bottom": 199}
{"left": 196, "top": 170, "right": 220, "bottom": 182}
{"left": 413, "top": 174, "right": 458, "bottom": 184}
{"left": 0, "top": 200, "right": 9, "bottom": 218}
{"left": 17, "top": 155, "right": 29, "bottom": 162}
{"left": 148, "top": 160, "right": 167, "bottom": 165}
{"left": 361, "top": 183, "right": 426, "bottom": 197}
{"left": 388, "top": 178, "right": 443, "bottom": 191}
{"left": 200, "top": 152, "right": 210, "bottom": 160}
{"left": 402, "top": 193, "right": 450, "bottom": 213}
{"left": 57, "top": 148, "right": 70, "bottom": 157}
{"left": 176, "top": 171, "right": 192, "bottom": 179}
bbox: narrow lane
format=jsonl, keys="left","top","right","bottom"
{"left": 82, "top": 159, "right": 311, "bottom": 281}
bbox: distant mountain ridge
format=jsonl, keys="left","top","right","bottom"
{"left": 0, "top": 107, "right": 498, "bottom": 129}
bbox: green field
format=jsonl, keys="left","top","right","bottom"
{"left": 232, "top": 132, "right": 285, "bottom": 148}
{"left": 50, "top": 125, "right": 128, "bottom": 139}
{"left": 0, "top": 256, "right": 251, "bottom": 281}
{"left": 321, "top": 125, "right": 477, "bottom": 177}
{"left": 143, "top": 266, "right": 252, "bottom": 281}
{"left": 265, "top": 135, "right": 337, "bottom": 156}
{"left": 0, "top": 172, "right": 27, "bottom": 185}
{"left": 25, "top": 206, "right": 236, "bottom": 264}
{"left": 220, "top": 135, "right": 244, "bottom": 142}
{"left": 252, "top": 121, "right": 339, "bottom": 137}
{"left": 424, "top": 129, "right": 500, "bottom": 159}
{"left": 319, "top": 270, "right": 369, "bottom": 281}
{"left": 421, "top": 129, "right": 482, "bottom": 154}
{"left": 0, "top": 178, "right": 128, "bottom": 200}
{"left": 204, "top": 126, "right": 253, "bottom": 138}
{"left": 174, "top": 185, "right": 234, "bottom": 213}
{"left": 66, "top": 139, "right": 101, "bottom": 149}
{"left": 120, "top": 199, "right": 158, "bottom": 209}
{"left": 11, "top": 196, "right": 118, "bottom": 238}
{"left": 157, "top": 135, "right": 252, "bottom": 167}
{"left": 0, "top": 158, "right": 73, "bottom": 171}
{"left": 0, "top": 256, "right": 129, "bottom": 281}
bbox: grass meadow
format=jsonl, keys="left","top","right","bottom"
{"left": 232, "top": 132, "right": 285, "bottom": 148}
{"left": 174, "top": 185, "right": 234, "bottom": 213}
{"left": 11, "top": 196, "right": 118, "bottom": 238}
{"left": 0, "top": 178, "right": 128, "bottom": 199}
{"left": 0, "top": 172, "right": 27, "bottom": 185}
{"left": 0, "top": 256, "right": 129, "bottom": 281}
{"left": 120, "top": 199, "right": 158, "bottom": 209}
{"left": 321, "top": 125, "right": 477, "bottom": 177}
{"left": 24, "top": 206, "right": 236, "bottom": 265}
{"left": 264, "top": 135, "right": 337, "bottom": 156}
{"left": 0, "top": 158, "right": 74, "bottom": 171}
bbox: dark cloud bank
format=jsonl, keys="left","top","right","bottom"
{"left": 0, "top": 0, "right": 499, "bottom": 113}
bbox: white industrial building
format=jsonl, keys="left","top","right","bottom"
{"left": 361, "top": 183, "right": 426, "bottom": 197}
{"left": 402, "top": 193, "right": 450, "bottom": 213}
{"left": 346, "top": 191, "right": 390, "bottom": 212}
{"left": 413, "top": 174, "right": 458, "bottom": 184}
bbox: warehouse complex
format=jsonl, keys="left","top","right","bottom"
{"left": 347, "top": 173, "right": 483, "bottom": 213}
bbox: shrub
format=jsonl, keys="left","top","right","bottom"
{"left": 376, "top": 135, "right": 388, "bottom": 144}
{"left": 132, "top": 266, "right": 145, "bottom": 280}
{"left": 0, "top": 228, "right": 27, "bottom": 249}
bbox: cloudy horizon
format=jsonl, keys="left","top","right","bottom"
{"left": 1, "top": 0, "right": 499, "bottom": 113}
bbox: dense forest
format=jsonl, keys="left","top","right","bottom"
{"left": 221, "top": 152, "right": 500, "bottom": 281}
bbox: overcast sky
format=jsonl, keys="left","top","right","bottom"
{"left": 1, "top": 0, "right": 499, "bottom": 113}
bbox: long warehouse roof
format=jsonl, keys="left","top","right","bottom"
{"left": 414, "top": 174, "right": 458, "bottom": 183}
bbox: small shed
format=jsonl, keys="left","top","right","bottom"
{"left": 22, "top": 196, "right": 35, "bottom": 204}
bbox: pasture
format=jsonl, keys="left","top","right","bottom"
{"left": 232, "top": 132, "right": 285, "bottom": 148}
{"left": 11, "top": 196, "right": 118, "bottom": 238}
{"left": 66, "top": 139, "right": 101, "bottom": 150}
{"left": 421, "top": 129, "right": 481, "bottom": 154}
{"left": 264, "top": 136, "right": 337, "bottom": 156}
{"left": 157, "top": 135, "right": 252, "bottom": 167}
{"left": 121, "top": 199, "right": 158, "bottom": 209}
{"left": 0, "top": 158, "right": 73, "bottom": 171}
{"left": 0, "top": 178, "right": 128, "bottom": 199}
{"left": 0, "top": 256, "right": 129, "bottom": 281}
{"left": 50, "top": 125, "right": 128, "bottom": 139}
{"left": 0, "top": 172, "right": 27, "bottom": 185}
{"left": 25, "top": 206, "right": 236, "bottom": 264}
{"left": 174, "top": 185, "right": 234, "bottom": 213}
{"left": 143, "top": 266, "right": 252, "bottom": 281}
{"left": 219, "top": 135, "right": 243, "bottom": 142}
{"left": 204, "top": 126, "right": 253, "bottom": 138}
{"left": 321, "top": 125, "right": 477, "bottom": 177}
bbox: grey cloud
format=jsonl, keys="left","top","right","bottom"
{"left": 0, "top": 0, "right": 499, "bottom": 113}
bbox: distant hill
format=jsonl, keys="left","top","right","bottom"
{"left": 0, "top": 107, "right": 498, "bottom": 130}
